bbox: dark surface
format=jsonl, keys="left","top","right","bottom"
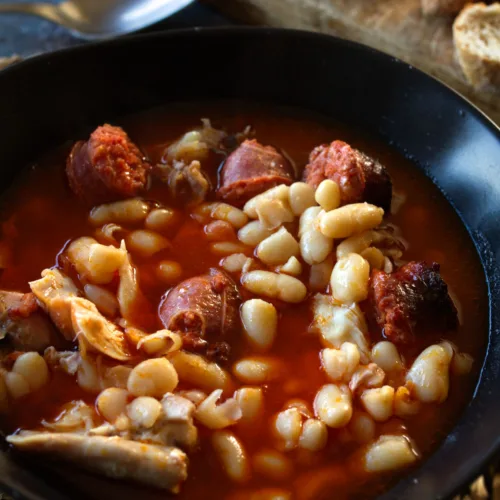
{"left": 0, "top": 28, "right": 499, "bottom": 500}
{"left": 0, "top": 1, "right": 234, "bottom": 58}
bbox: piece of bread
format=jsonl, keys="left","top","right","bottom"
{"left": 453, "top": 3, "right": 500, "bottom": 89}
{"left": 422, "top": 0, "right": 469, "bottom": 16}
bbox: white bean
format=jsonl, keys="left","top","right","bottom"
{"left": 244, "top": 185, "right": 290, "bottom": 218}
{"left": 274, "top": 407, "right": 303, "bottom": 450}
{"left": 348, "top": 412, "right": 376, "bottom": 443}
{"left": 451, "top": 352, "right": 474, "bottom": 376}
{"left": 298, "top": 418, "right": 328, "bottom": 451}
{"left": 336, "top": 231, "right": 374, "bottom": 259}
{"left": 89, "top": 198, "right": 150, "bottom": 226}
{"left": 233, "top": 357, "right": 284, "bottom": 384}
{"left": 238, "top": 220, "right": 276, "bottom": 246}
{"left": 156, "top": 260, "right": 183, "bottom": 284}
{"left": 96, "top": 387, "right": 128, "bottom": 423}
{"left": 12, "top": 352, "right": 49, "bottom": 392}
{"left": 169, "top": 351, "right": 231, "bottom": 392}
{"left": 330, "top": 253, "right": 370, "bottom": 304}
{"left": 318, "top": 203, "right": 384, "bottom": 239}
{"left": 321, "top": 342, "right": 360, "bottom": 382}
{"left": 313, "top": 384, "right": 352, "bottom": 428}
{"left": 299, "top": 207, "right": 333, "bottom": 265}
{"left": 406, "top": 344, "right": 452, "bottom": 403}
{"left": 289, "top": 182, "right": 316, "bottom": 216}
{"left": 360, "top": 247, "right": 385, "bottom": 270}
{"left": 241, "top": 299, "right": 278, "bottom": 350}
{"left": 104, "top": 365, "right": 132, "bottom": 390}
{"left": 126, "top": 230, "right": 170, "bottom": 257}
{"left": 145, "top": 207, "right": 177, "bottom": 233}
{"left": 309, "top": 255, "right": 335, "bottom": 292}
{"left": 253, "top": 449, "right": 293, "bottom": 480}
{"left": 241, "top": 270, "right": 307, "bottom": 303}
{"left": 371, "top": 341, "right": 403, "bottom": 372}
{"left": 315, "top": 180, "right": 340, "bottom": 212}
{"left": 68, "top": 237, "right": 126, "bottom": 285}
{"left": 278, "top": 256, "right": 302, "bottom": 276}
{"left": 136, "top": 330, "right": 182, "bottom": 356}
{"left": 84, "top": 284, "right": 119, "bottom": 317}
{"left": 364, "top": 435, "right": 418, "bottom": 472}
{"left": 360, "top": 386, "right": 395, "bottom": 422}
{"left": 205, "top": 220, "right": 236, "bottom": 242}
{"left": 221, "top": 253, "right": 248, "bottom": 273}
{"left": 127, "top": 358, "right": 178, "bottom": 398}
{"left": 234, "top": 387, "right": 264, "bottom": 423}
{"left": 212, "top": 430, "right": 250, "bottom": 483}
{"left": 394, "top": 386, "right": 421, "bottom": 417}
{"left": 210, "top": 203, "right": 248, "bottom": 229}
{"left": 127, "top": 396, "right": 162, "bottom": 428}
{"left": 257, "top": 227, "right": 299, "bottom": 266}
{"left": 5, "top": 372, "right": 30, "bottom": 399}
{"left": 256, "top": 198, "right": 295, "bottom": 230}
{"left": 77, "top": 357, "right": 101, "bottom": 394}
{"left": 195, "top": 389, "right": 242, "bottom": 429}
{"left": 210, "top": 241, "right": 250, "bottom": 256}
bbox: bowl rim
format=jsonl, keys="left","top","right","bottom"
{"left": 0, "top": 26, "right": 499, "bottom": 500}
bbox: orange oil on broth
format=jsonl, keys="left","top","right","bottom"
{"left": 0, "top": 102, "right": 488, "bottom": 499}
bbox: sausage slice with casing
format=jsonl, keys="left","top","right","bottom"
{"left": 367, "top": 261, "right": 458, "bottom": 344}
{"left": 66, "top": 124, "right": 151, "bottom": 205}
{"left": 217, "top": 139, "right": 295, "bottom": 207}
{"left": 303, "top": 140, "right": 392, "bottom": 212}
{"left": 159, "top": 268, "right": 241, "bottom": 363}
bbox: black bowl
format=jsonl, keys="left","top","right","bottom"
{"left": 0, "top": 28, "right": 499, "bottom": 500}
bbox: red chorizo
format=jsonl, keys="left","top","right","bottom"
{"left": 303, "top": 140, "right": 392, "bottom": 212}
{"left": 158, "top": 268, "right": 241, "bottom": 363}
{"left": 217, "top": 139, "right": 295, "bottom": 207}
{"left": 367, "top": 261, "right": 458, "bottom": 344}
{"left": 66, "top": 124, "right": 151, "bottom": 205}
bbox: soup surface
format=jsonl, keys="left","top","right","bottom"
{"left": 0, "top": 103, "right": 487, "bottom": 500}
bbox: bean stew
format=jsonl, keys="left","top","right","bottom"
{"left": 0, "top": 102, "right": 488, "bottom": 500}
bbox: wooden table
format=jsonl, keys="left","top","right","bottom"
{"left": 206, "top": 0, "right": 500, "bottom": 126}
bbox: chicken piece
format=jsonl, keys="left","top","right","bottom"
{"left": 154, "top": 160, "right": 210, "bottom": 206}
{"left": 367, "top": 261, "right": 458, "bottom": 344}
{"left": 0, "top": 291, "right": 62, "bottom": 351}
{"left": 7, "top": 432, "right": 188, "bottom": 493}
{"left": 311, "top": 294, "right": 370, "bottom": 363}
{"left": 29, "top": 269, "right": 80, "bottom": 340}
{"left": 71, "top": 297, "right": 133, "bottom": 362}
{"left": 117, "top": 243, "right": 153, "bottom": 328}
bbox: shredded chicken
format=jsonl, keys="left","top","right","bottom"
{"left": 29, "top": 269, "right": 80, "bottom": 340}
{"left": 311, "top": 294, "right": 371, "bottom": 363}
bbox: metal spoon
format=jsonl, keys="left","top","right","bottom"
{"left": 0, "top": 0, "right": 195, "bottom": 40}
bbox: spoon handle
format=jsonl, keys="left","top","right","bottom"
{"left": 0, "top": 3, "right": 65, "bottom": 26}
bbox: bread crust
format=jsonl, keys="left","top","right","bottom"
{"left": 453, "top": 3, "right": 500, "bottom": 89}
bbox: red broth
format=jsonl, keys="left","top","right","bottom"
{"left": 0, "top": 102, "right": 487, "bottom": 499}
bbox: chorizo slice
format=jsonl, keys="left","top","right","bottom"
{"left": 66, "top": 124, "right": 151, "bottom": 205}
{"left": 217, "top": 139, "right": 295, "bottom": 207}
{"left": 367, "top": 261, "right": 458, "bottom": 344}
{"left": 303, "top": 140, "right": 392, "bottom": 212}
{"left": 159, "top": 269, "right": 241, "bottom": 363}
